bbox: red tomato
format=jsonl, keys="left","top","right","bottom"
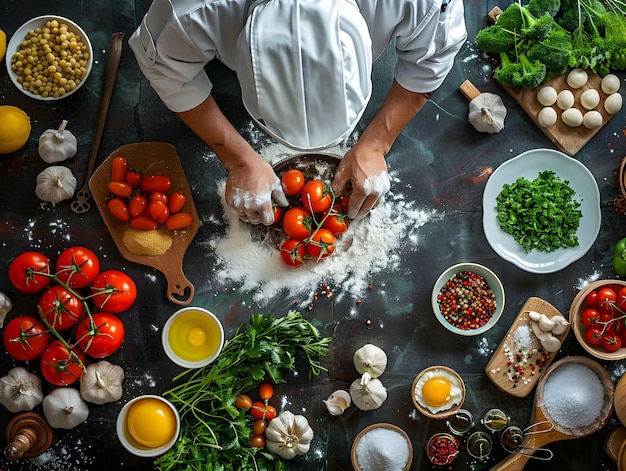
{"left": 259, "top": 383, "right": 274, "bottom": 401}
{"left": 250, "top": 435, "right": 266, "bottom": 448}
{"left": 125, "top": 169, "right": 143, "bottom": 188}
{"left": 280, "top": 239, "right": 306, "bottom": 267}
{"left": 90, "top": 270, "right": 137, "bottom": 313}
{"left": 3, "top": 316, "right": 49, "bottom": 361}
{"left": 322, "top": 211, "right": 349, "bottom": 234}
{"left": 168, "top": 192, "right": 186, "bottom": 213}
{"left": 301, "top": 180, "right": 332, "bottom": 213}
{"left": 581, "top": 308, "right": 600, "bottom": 328}
{"left": 165, "top": 213, "right": 193, "bottom": 230}
{"left": 108, "top": 181, "right": 132, "bottom": 198}
{"left": 603, "top": 334, "right": 622, "bottom": 352}
{"left": 8, "top": 251, "right": 51, "bottom": 294}
{"left": 75, "top": 312, "right": 125, "bottom": 358}
{"left": 40, "top": 340, "right": 85, "bottom": 387}
{"left": 617, "top": 287, "right": 626, "bottom": 310}
{"left": 55, "top": 246, "right": 101, "bottom": 289}
{"left": 250, "top": 401, "right": 268, "bottom": 419}
{"left": 235, "top": 394, "right": 252, "bottom": 410}
{"left": 306, "top": 228, "right": 336, "bottom": 259}
{"left": 585, "top": 290, "right": 599, "bottom": 307}
{"left": 128, "top": 195, "right": 148, "bottom": 218}
{"left": 130, "top": 216, "right": 158, "bottom": 230}
{"left": 340, "top": 193, "right": 351, "bottom": 214}
{"left": 253, "top": 419, "right": 267, "bottom": 436}
{"left": 148, "top": 200, "right": 168, "bottom": 219}
{"left": 107, "top": 197, "right": 130, "bottom": 222}
{"left": 272, "top": 205, "right": 283, "bottom": 225}
{"left": 282, "top": 207, "right": 312, "bottom": 240}
{"left": 264, "top": 405, "right": 277, "bottom": 420}
{"left": 281, "top": 169, "right": 306, "bottom": 195}
{"left": 148, "top": 192, "right": 169, "bottom": 204}
{"left": 38, "top": 286, "right": 85, "bottom": 331}
{"left": 598, "top": 287, "right": 617, "bottom": 312}
{"left": 111, "top": 156, "right": 128, "bottom": 182}
{"left": 140, "top": 175, "right": 172, "bottom": 193}
{"left": 585, "top": 327, "right": 605, "bottom": 346}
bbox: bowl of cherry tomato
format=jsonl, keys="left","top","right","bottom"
{"left": 571, "top": 279, "right": 626, "bottom": 361}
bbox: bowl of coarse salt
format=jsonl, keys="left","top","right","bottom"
{"left": 351, "top": 423, "right": 413, "bottom": 471}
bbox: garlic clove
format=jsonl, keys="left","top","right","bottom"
{"left": 324, "top": 390, "right": 351, "bottom": 416}
{"left": 540, "top": 335, "right": 562, "bottom": 353}
{"left": 527, "top": 311, "right": 542, "bottom": 322}
{"left": 550, "top": 315, "right": 570, "bottom": 336}
{"left": 538, "top": 314, "right": 556, "bottom": 332}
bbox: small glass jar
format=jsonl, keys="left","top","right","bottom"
{"left": 425, "top": 432, "right": 460, "bottom": 466}
{"left": 467, "top": 431, "right": 493, "bottom": 460}
{"left": 481, "top": 408, "right": 509, "bottom": 433}
{"left": 446, "top": 409, "right": 474, "bottom": 436}
{"left": 500, "top": 425, "right": 524, "bottom": 453}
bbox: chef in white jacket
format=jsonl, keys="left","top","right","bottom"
{"left": 129, "top": 0, "right": 466, "bottom": 224}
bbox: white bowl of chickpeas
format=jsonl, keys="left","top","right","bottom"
{"left": 6, "top": 16, "right": 92, "bottom": 100}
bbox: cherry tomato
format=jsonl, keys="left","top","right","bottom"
{"left": 585, "top": 327, "right": 604, "bottom": 346}
{"left": 253, "top": 419, "right": 267, "bottom": 435}
{"left": 259, "top": 383, "right": 274, "bottom": 401}
{"left": 130, "top": 215, "right": 158, "bottom": 230}
{"left": 128, "top": 195, "right": 148, "bottom": 218}
{"left": 125, "top": 169, "right": 143, "bottom": 188}
{"left": 75, "top": 312, "right": 125, "bottom": 358}
{"left": 40, "top": 340, "right": 85, "bottom": 387}
{"left": 581, "top": 308, "right": 600, "bottom": 328}
{"left": 598, "top": 287, "right": 617, "bottom": 312}
{"left": 156, "top": 206, "right": 171, "bottom": 224}
{"left": 272, "top": 205, "right": 283, "bottom": 225}
{"left": 280, "top": 239, "right": 307, "bottom": 267}
{"left": 282, "top": 207, "right": 312, "bottom": 240}
{"left": 148, "top": 200, "right": 168, "bottom": 219}
{"left": 281, "top": 169, "right": 306, "bottom": 195}
{"left": 617, "top": 287, "right": 626, "bottom": 310}
{"left": 107, "top": 197, "right": 130, "bottom": 222}
{"left": 108, "top": 181, "right": 133, "bottom": 198}
{"left": 111, "top": 156, "right": 128, "bottom": 182}
{"left": 585, "top": 290, "right": 599, "bottom": 307}
{"left": 55, "top": 246, "right": 101, "bottom": 289}
{"left": 603, "top": 333, "right": 622, "bottom": 352}
{"left": 166, "top": 213, "right": 193, "bottom": 230}
{"left": 3, "top": 316, "right": 49, "bottom": 361}
{"left": 140, "top": 174, "right": 172, "bottom": 193}
{"left": 264, "top": 405, "right": 277, "bottom": 420}
{"left": 340, "top": 193, "right": 351, "bottom": 214}
{"left": 38, "top": 285, "right": 85, "bottom": 331}
{"left": 8, "top": 251, "right": 51, "bottom": 294}
{"left": 148, "top": 192, "right": 169, "bottom": 205}
{"left": 235, "top": 394, "right": 252, "bottom": 410}
{"left": 322, "top": 210, "right": 349, "bottom": 234}
{"left": 306, "top": 228, "right": 336, "bottom": 259}
{"left": 301, "top": 180, "right": 333, "bottom": 213}
{"left": 250, "top": 401, "right": 269, "bottom": 419}
{"left": 90, "top": 270, "right": 137, "bottom": 313}
{"left": 168, "top": 192, "right": 186, "bottom": 213}
{"left": 250, "top": 435, "right": 266, "bottom": 448}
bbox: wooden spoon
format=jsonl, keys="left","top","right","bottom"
{"left": 490, "top": 356, "right": 614, "bottom": 470}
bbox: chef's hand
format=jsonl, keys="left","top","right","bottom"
{"left": 225, "top": 157, "right": 288, "bottom": 225}
{"left": 331, "top": 146, "right": 390, "bottom": 221}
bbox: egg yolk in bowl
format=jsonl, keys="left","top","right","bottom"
{"left": 127, "top": 397, "right": 177, "bottom": 448}
{"left": 422, "top": 377, "right": 451, "bottom": 406}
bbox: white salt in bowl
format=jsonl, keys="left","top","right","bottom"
{"left": 351, "top": 423, "right": 413, "bottom": 471}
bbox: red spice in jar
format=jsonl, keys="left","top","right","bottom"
{"left": 426, "top": 433, "right": 460, "bottom": 466}
{"left": 436, "top": 271, "right": 497, "bottom": 330}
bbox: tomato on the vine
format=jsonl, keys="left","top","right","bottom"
{"left": 585, "top": 327, "right": 605, "bottom": 346}
{"left": 40, "top": 340, "right": 85, "bottom": 387}
{"left": 251, "top": 401, "right": 276, "bottom": 420}
{"left": 617, "top": 287, "right": 626, "bottom": 310}
{"left": 75, "top": 312, "right": 125, "bottom": 358}
{"left": 3, "top": 316, "right": 49, "bottom": 361}
{"left": 38, "top": 285, "right": 85, "bottom": 331}
{"left": 280, "top": 239, "right": 306, "bottom": 267}
{"left": 301, "top": 180, "right": 332, "bottom": 214}
{"left": 264, "top": 405, "right": 277, "bottom": 420}
{"left": 272, "top": 205, "right": 283, "bottom": 225}
{"left": 91, "top": 270, "right": 137, "bottom": 313}
{"left": 253, "top": 419, "right": 267, "bottom": 435}
{"left": 259, "top": 383, "right": 274, "bottom": 401}
{"left": 282, "top": 207, "right": 312, "bottom": 240}
{"left": 585, "top": 290, "right": 599, "bottom": 307}
{"left": 55, "top": 246, "right": 101, "bottom": 289}
{"left": 8, "top": 251, "right": 51, "bottom": 294}
{"left": 235, "top": 394, "right": 252, "bottom": 410}
{"left": 281, "top": 169, "right": 306, "bottom": 196}
{"left": 250, "top": 435, "right": 266, "bottom": 448}
{"left": 598, "top": 287, "right": 617, "bottom": 312}
{"left": 306, "top": 228, "right": 336, "bottom": 259}
{"left": 581, "top": 308, "right": 600, "bottom": 328}
{"left": 322, "top": 211, "right": 349, "bottom": 234}
{"left": 603, "top": 334, "right": 622, "bottom": 352}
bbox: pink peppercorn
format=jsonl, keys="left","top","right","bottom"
{"left": 437, "top": 271, "right": 497, "bottom": 330}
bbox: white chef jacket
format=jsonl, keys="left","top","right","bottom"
{"left": 129, "top": 0, "right": 466, "bottom": 117}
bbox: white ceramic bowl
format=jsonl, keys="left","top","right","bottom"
{"left": 431, "top": 262, "right": 505, "bottom": 336}
{"left": 162, "top": 307, "right": 225, "bottom": 368}
{"left": 6, "top": 15, "right": 93, "bottom": 100}
{"left": 116, "top": 395, "right": 180, "bottom": 457}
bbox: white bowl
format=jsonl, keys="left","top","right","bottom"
{"left": 431, "top": 262, "right": 505, "bottom": 336}
{"left": 6, "top": 15, "right": 93, "bottom": 100}
{"left": 116, "top": 395, "right": 180, "bottom": 457}
{"left": 162, "top": 307, "right": 225, "bottom": 368}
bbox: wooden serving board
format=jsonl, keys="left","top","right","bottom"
{"left": 89, "top": 142, "right": 200, "bottom": 305}
{"left": 485, "top": 297, "right": 569, "bottom": 398}
{"left": 503, "top": 70, "right": 614, "bottom": 156}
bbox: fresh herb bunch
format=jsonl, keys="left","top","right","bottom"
{"left": 154, "top": 311, "right": 331, "bottom": 471}
{"left": 496, "top": 170, "right": 582, "bottom": 252}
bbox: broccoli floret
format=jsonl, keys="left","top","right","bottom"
{"left": 516, "top": 53, "right": 548, "bottom": 87}
{"left": 527, "top": 0, "right": 561, "bottom": 18}
{"left": 476, "top": 24, "right": 517, "bottom": 53}
{"left": 527, "top": 26, "right": 573, "bottom": 71}
{"left": 496, "top": 3, "right": 525, "bottom": 31}
{"left": 520, "top": 9, "right": 556, "bottom": 41}
{"left": 493, "top": 52, "right": 523, "bottom": 87}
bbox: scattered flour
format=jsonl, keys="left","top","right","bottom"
{"left": 575, "top": 270, "right": 601, "bottom": 290}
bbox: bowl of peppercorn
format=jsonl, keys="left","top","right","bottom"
{"left": 431, "top": 262, "right": 505, "bottom": 336}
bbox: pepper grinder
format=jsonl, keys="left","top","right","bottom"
{"left": 4, "top": 412, "right": 55, "bottom": 460}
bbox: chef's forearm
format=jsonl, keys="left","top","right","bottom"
{"left": 357, "top": 79, "right": 432, "bottom": 156}
{"left": 176, "top": 95, "right": 258, "bottom": 171}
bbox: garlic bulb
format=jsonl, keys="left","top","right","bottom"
{"left": 0, "top": 292, "right": 12, "bottom": 327}
{"left": 353, "top": 343, "right": 387, "bottom": 379}
{"left": 43, "top": 387, "right": 89, "bottom": 429}
{"left": 350, "top": 376, "right": 387, "bottom": 411}
{"left": 38, "top": 120, "right": 78, "bottom": 163}
{"left": 324, "top": 390, "right": 351, "bottom": 416}
{"left": 468, "top": 93, "right": 507, "bottom": 134}
{"left": 0, "top": 367, "right": 43, "bottom": 413}
{"left": 264, "top": 410, "right": 314, "bottom": 459}
{"left": 35, "top": 166, "right": 77, "bottom": 204}
{"left": 79, "top": 361, "right": 125, "bottom": 404}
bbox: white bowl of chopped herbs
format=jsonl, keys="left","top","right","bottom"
{"left": 482, "top": 149, "right": 600, "bottom": 274}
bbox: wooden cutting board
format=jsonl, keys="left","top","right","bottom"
{"left": 89, "top": 142, "right": 200, "bottom": 305}
{"left": 503, "top": 70, "right": 615, "bottom": 156}
{"left": 485, "top": 297, "right": 569, "bottom": 398}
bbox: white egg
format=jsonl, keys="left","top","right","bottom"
{"left": 537, "top": 107, "right": 557, "bottom": 128}
{"left": 413, "top": 368, "right": 464, "bottom": 414}
{"left": 583, "top": 110, "right": 603, "bottom": 129}
{"left": 557, "top": 90, "right": 575, "bottom": 110}
{"left": 605, "top": 93, "right": 623, "bottom": 114}
{"left": 536, "top": 86, "right": 557, "bottom": 106}
{"left": 580, "top": 89, "right": 600, "bottom": 110}
{"left": 567, "top": 68, "right": 588, "bottom": 88}
{"left": 561, "top": 107, "right": 583, "bottom": 127}
{"left": 601, "top": 74, "right": 621, "bottom": 94}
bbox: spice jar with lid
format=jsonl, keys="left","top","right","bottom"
{"left": 446, "top": 409, "right": 474, "bottom": 436}
{"left": 425, "top": 432, "right": 460, "bottom": 466}
{"left": 500, "top": 425, "right": 524, "bottom": 453}
{"left": 467, "top": 431, "right": 492, "bottom": 460}
{"left": 481, "top": 408, "right": 509, "bottom": 433}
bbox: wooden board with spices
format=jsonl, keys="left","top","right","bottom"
{"left": 485, "top": 297, "right": 570, "bottom": 398}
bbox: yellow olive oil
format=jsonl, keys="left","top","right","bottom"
{"left": 167, "top": 309, "right": 222, "bottom": 363}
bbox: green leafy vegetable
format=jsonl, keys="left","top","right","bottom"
{"left": 154, "top": 311, "right": 331, "bottom": 471}
{"left": 495, "top": 170, "right": 582, "bottom": 252}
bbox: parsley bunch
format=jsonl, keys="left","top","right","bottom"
{"left": 495, "top": 170, "right": 582, "bottom": 252}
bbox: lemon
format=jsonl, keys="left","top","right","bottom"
{"left": 0, "top": 29, "right": 5, "bottom": 62}
{"left": 0, "top": 105, "right": 31, "bottom": 154}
